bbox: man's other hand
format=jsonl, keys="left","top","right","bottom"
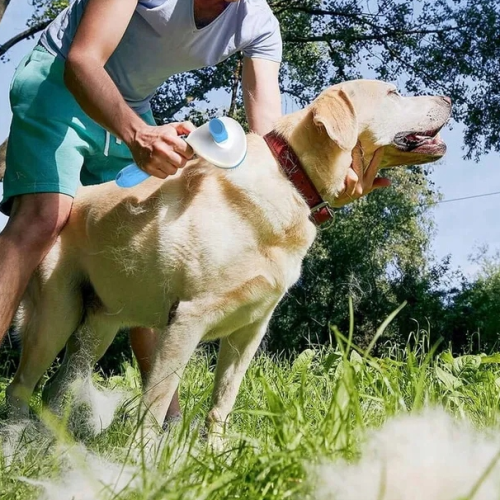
{"left": 333, "top": 147, "right": 391, "bottom": 208}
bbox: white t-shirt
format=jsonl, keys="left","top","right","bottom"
{"left": 39, "top": 0, "right": 282, "bottom": 114}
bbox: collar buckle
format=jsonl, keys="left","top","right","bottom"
{"left": 309, "top": 201, "right": 335, "bottom": 227}
{"left": 310, "top": 201, "right": 331, "bottom": 214}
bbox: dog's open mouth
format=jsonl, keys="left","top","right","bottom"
{"left": 393, "top": 129, "right": 447, "bottom": 157}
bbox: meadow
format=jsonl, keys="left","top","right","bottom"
{"left": 2, "top": 322, "right": 500, "bottom": 500}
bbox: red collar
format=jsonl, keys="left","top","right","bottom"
{"left": 263, "top": 131, "right": 334, "bottom": 225}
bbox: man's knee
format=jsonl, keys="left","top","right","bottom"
{"left": 3, "top": 193, "right": 73, "bottom": 248}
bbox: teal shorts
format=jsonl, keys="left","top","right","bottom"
{"left": 1, "top": 46, "right": 155, "bottom": 215}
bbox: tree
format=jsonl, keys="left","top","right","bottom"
{"left": 444, "top": 251, "right": 500, "bottom": 353}
{"left": 0, "top": 0, "right": 54, "bottom": 57}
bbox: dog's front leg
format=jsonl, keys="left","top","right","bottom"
{"left": 207, "top": 313, "right": 273, "bottom": 448}
{"left": 140, "top": 304, "right": 205, "bottom": 431}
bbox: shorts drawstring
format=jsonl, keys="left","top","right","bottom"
{"left": 104, "top": 130, "right": 110, "bottom": 157}
{"left": 104, "top": 132, "right": 122, "bottom": 156}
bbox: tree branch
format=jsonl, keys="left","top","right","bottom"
{"left": 0, "top": 21, "right": 50, "bottom": 58}
{"left": 284, "top": 26, "right": 459, "bottom": 44}
{"left": 282, "top": 88, "right": 310, "bottom": 106}
{"left": 228, "top": 54, "right": 243, "bottom": 118}
{"left": 274, "top": 6, "right": 381, "bottom": 19}
{"left": 154, "top": 95, "right": 195, "bottom": 122}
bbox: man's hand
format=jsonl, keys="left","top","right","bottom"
{"left": 333, "top": 147, "right": 391, "bottom": 208}
{"left": 128, "top": 122, "right": 196, "bottom": 179}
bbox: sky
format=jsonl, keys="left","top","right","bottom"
{"left": 1, "top": 0, "right": 499, "bottom": 279}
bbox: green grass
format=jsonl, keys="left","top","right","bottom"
{"left": 2, "top": 325, "right": 500, "bottom": 500}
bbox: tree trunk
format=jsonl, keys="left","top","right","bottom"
{"left": 0, "top": 138, "right": 7, "bottom": 181}
{"left": 228, "top": 55, "right": 243, "bottom": 119}
{"left": 0, "top": 0, "right": 12, "bottom": 24}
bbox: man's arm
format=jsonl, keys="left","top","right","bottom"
{"left": 65, "top": 0, "right": 193, "bottom": 178}
{"left": 242, "top": 57, "right": 281, "bottom": 135}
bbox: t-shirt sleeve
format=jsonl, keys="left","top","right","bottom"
{"left": 242, "top": 13, "right": 282, "bottom": 63}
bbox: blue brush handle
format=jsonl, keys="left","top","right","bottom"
{"left": 116, "top": 118, "right": 231, "bottom": 187}
{"left": 115, "top": 164, "right": 150, "bottom": 188}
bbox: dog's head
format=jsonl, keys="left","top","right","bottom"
{"left": 278, "top": 80, "right": 452, "bottom": 201}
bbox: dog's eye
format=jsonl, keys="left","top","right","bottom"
{"left": 388, "top": 89, "right": 400, "bottom": 96}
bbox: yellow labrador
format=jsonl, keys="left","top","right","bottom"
{"left": 6, "top": 80, "right": 451, "bottom": 439}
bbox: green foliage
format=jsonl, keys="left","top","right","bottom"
{"left": 268, "top": 167, "right": 454, "bottom": 352}
{"left": 0, "top": 330, "right": 20, "bottom": 379}
{"left": 445, "top": 251, "right": 500, "bottom": 353}
{"left": 29, "top": 0, "right": 68, "bottom": 25}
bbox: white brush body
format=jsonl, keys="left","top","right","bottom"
{"left": 185, "top": 117, "right": 247, "bottom": 169}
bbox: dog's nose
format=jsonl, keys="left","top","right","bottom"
{"left": 441, "top": 96, "right": 452, "bottom": 106}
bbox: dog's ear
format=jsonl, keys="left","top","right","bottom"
{"left": 311, "top": 88, "right": 358, "bottom": 151}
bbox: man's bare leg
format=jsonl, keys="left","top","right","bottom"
{"left": 0, "top": 193, "right": 73, "bottom": 343}
{"left": 129, "top": 327, "right": 181, "bottom": 419}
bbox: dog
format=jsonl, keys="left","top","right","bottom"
{"left": 5, "top": 80, "right": 451, "bottom": 441}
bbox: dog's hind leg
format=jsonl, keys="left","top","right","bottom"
{"left": 42, "top": 312, "right": 120, "bottom": 413}
{"left": 6, "top": 273, "right": 83, "bottom": 419}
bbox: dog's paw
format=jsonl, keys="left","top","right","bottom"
{"left": 207, "top": 431, "right": 227, "bottom": 452}
{"left": 4, "top": 384, "right": 31, "bottom": 421}
{"left": 126, "top": 425, "right": 165, "bottom": 464}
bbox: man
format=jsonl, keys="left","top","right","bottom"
{"left": 0, "top": 0, "right": 389, "bottom": 417}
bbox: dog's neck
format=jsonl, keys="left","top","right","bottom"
{"left": 263, "top": 131, "right": 333, "bottom": 225}
{"left": 272, "top": 110, "right": 353, "bottom": 204}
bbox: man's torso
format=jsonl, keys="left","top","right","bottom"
{"left": 39, "top": 0, "right": 282, "bottom": 114}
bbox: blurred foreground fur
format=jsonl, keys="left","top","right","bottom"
{"left": 314, "top": 409, "right": 500, "bottom": 500}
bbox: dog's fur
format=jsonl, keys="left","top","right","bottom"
{"left": 6, "top": 80, "right": 451, "bottom": 439}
